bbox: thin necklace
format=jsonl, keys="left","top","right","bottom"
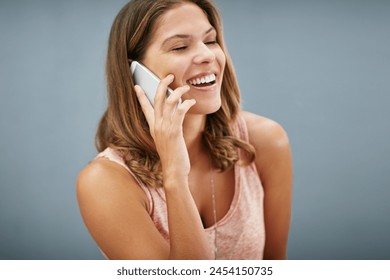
{"left": 210, "top": 162, "right": 218, "bottom": 259}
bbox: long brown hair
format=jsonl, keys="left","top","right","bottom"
{"left": 96, "top": 0, "right": 255, "bottom": 188}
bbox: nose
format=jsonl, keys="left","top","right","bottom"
{"left": 192, "top": 42, "right": 216, "bottom": 64}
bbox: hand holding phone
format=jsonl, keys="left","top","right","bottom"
{"left": 130, "top": 61, "right": 174, "bottom": 107}
{"left": 131, "top": 61, "right": 196, "bottom": 182}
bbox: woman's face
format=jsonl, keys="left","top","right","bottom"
{"left": 141, "top": 2, "right": 226, "bottom": 114}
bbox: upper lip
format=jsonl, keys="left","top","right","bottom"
{"left": 186, "top": 71, "right": 217, "bottom": 83}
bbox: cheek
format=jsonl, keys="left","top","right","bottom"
{"left": 148, "top": 56, "right": 185, "bottom": 86}
{"left": 173, "top": 67, "right": 187, "bottom": 86}
{"left": 165, "top": 60, "right": 189, "bottom": 88}
{"left": 217, "top": 49, "right": 226, "bottom": 72}
{"left": 142, "top": 52, "right": 178, "bottom": 81}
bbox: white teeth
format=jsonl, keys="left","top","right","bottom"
{"left": 189, "top": 74, "right": 216, "bottom": 86}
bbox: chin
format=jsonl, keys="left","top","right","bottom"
{"left": 188, "top": 99, "right": 221, "bottom": 115}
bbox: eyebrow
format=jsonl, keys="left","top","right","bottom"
{"left": 161, "top": 27, "right": 216, "bottom": 47}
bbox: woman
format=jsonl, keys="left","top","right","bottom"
{"left": 77, "top": 0, "right": 292, "bottom": 260}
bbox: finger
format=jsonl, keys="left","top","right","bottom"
{"left": 163, "top": 84, "right": 190, "bottom": 120}
{"left": 154, "top": 74, "right": 174, "bottom": 119}
{"left": 171, "top": 99, "right": 197, "bottom": 124}
{"left": 134, "top": 85, "right": 154, "bottom": 129}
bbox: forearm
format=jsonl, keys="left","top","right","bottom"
{"left": 164, "top": 176, "right": 213, "bottom": 260}
{"left": 134, "top": 77, "right": 208, "bottom": 258}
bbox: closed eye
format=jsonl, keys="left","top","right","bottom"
{"left": 172, "top": 46, "right": 187, "bottom": 52}
{"left": 206, "top": 40, "right": 217, "bottom": 45}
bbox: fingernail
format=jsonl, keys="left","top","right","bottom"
{"left": 134, "top": 85, "right": 142, "bottom": 95}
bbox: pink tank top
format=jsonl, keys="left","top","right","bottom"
{"left": 96, "top": 115, "right": 265, "bottom": 259}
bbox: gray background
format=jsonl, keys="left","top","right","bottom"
{"left": 0, "top": 0, "right": 389, "bottom": 260}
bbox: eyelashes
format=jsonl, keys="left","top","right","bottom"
{"left": 171, "top": 41, "right": 218, "bottom": 52}
{"left": 172, "top": 46, "right": 187, "bottom": 52}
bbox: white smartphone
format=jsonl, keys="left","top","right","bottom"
{"left": 130, "top": 61, "right": 174, "bottom": 107}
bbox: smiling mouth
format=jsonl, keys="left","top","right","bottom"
{"left": 187, "top": 73, "right": 216, "bottom": 88}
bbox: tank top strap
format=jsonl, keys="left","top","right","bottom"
{"left": 234, "top": 114, "right": 250, "bottom": 142}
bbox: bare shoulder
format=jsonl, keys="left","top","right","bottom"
{"left": 76, "top": 158, "right": 165, "bottom": 259}
{"left": 77, "top": 157, "right": 149, "bottom": 217}
{"left": 240, "top": 110, "right": 292, "bottom": 184}
{"left": 240, "top": 111, "right": 290, "bottom": 153}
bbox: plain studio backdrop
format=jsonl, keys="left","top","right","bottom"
{"left": 0, "top": 0, "right": 389, "bottom": 260}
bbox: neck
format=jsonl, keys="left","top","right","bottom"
{"left": 183, "top": 114, "right": 207, "bottom": 162}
